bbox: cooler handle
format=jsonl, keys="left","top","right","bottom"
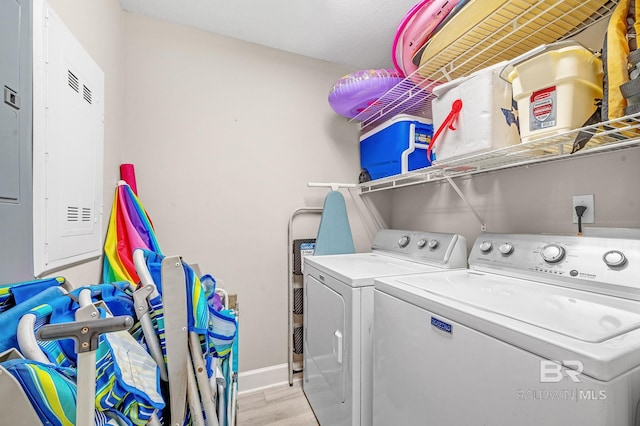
{"left": 427, "top": 99, "right": 462, "bottom": 162}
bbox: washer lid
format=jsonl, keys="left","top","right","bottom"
{"left": 305, "top": 253, "right": 446, "bottom": 288}
{"left": 375, "top": 270, "right": 640, "bottom": 380}
{"left": 402, "top": 271, "right": 640, "bottom": 343}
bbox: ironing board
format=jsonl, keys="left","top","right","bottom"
{"left": 313, "top": 191, "right": 355, "bottom": 256}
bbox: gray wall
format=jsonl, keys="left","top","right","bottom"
{"left": 121, "top": 13, "right": 368, "bottom": 373}
{"left": 384, "top": 146, "right": 640, "bottom": 252}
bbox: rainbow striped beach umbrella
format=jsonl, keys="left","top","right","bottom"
{"left": 102, "top": 181, "right": 162, "bottom": 285}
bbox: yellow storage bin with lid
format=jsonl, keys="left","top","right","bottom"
{"left": 501, "top": 41, "right": 603, "bottom": 143}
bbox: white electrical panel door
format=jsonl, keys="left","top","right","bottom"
{"left": 33, "top": 0, "right": 105, "bottom": 277}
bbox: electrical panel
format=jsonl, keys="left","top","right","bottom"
{"left": 0, "top": 0, "right": 34, "bottom": 284}
{"left": 33, "top": 0, "right": 105, "bottom": 277}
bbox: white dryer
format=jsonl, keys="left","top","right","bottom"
{"left": 373, "top": 233, "right": 640, "bottom": 426}
{"left": 303, "top": 229, "right": 467, "bottom": 426}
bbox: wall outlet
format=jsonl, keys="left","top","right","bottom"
{"left": 573, "top": 194, "right": 595, "bottom": 224}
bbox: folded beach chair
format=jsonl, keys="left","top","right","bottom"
{"left": 0, "top": 282, "right": 152, "bottom": 425}
{"left": 133, "top": 249, "right": 238, "bottom": 426}
{"left": 0, "top": 276, "right": 67, "bottom": 314}
{"left": 1, "top": 283, "right": 164, "bottom": 425}
{"left": 133, "top": 249, "right": 215, "bottom": 425}
{"left": 0, "top": 277, "right": 67, "bottom": 354}
{"left": 0, "top": 352, "right": 130, "bottom": 425}
{"left": 202, "top": 282, "right": 239, "bottom": 426}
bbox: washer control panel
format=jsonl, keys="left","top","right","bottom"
{"left": 469, "top": 233, "right": 640, "bottom": 299}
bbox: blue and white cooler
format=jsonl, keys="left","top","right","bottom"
{"left": 359, "top": 114, "right": 433, "bottom": 182}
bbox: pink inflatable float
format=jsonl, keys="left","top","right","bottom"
{"left": 393, "top": 0, "right": 461, "bottom": 78}
{"left": 328, "top": 69, "right": 404, "bottom": 119}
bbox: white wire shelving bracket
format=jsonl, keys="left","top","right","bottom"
{"left": 444, "top": 174, "right": 487, "bottom": 232}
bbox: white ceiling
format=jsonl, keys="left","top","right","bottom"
{"left": 119, "top": 0, "right": 418, "bottom": 70}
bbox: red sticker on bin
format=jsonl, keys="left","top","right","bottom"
{"left": 531, "top": 86, "right": 556, "bottom": 103}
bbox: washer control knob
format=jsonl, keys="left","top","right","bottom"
{"left": 603, "top": 250, "right": 627, "bottom": 268}
{"left": 541, "top": 244, "right": 565, "bottom": 264}
{"left": 398, "top": 235, "right": 411, "bottom": 248}
{"left": 479, "top": 241, "right": 493, "bottom": 253}
{"left": 417, "top": 239, "right": 427, "bottom": 249}
{"left": 428, "top": 239, "right": 439, "bottom": 249}
{"left": 498, "top": 243, "right": 514, "bottom": 255}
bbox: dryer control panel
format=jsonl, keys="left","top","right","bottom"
{"left": 372, "top": 229, "right": 467, "bottom": 268}
{"left": 469, "top": 233, "right": 640, "bottom": 300}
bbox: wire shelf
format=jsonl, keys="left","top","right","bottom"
{"left": 351, "top": 0, "right": 618, "bottom": 132}
{"left": 358, "top": 113, "right": 640, "bottom": 194}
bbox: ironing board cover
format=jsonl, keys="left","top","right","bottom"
{"left": 313, "top": 191, "right": 355, "bottom": 256}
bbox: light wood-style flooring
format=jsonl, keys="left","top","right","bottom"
{"left": 237, "top": 380, "right": 319, "bottom": 425}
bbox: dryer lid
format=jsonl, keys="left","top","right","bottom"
{"left": 305, "top": 253, "right": 445, "bottom": 287}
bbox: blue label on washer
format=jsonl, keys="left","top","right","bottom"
{"left": 300, "top": 243, "right": 315, "bottom": 250}
{"left": 431, "top": 317, "right": 452, "bottom": 334}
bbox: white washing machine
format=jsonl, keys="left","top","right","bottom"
{"left": 303, "top": 229, "right": 467, "bottom": 425}
{"left": 373, "top": 233, "right": 640, "bottom": 426}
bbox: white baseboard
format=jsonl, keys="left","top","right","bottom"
{"left": 238, "top": 363, "right": 298, "bottom": 394}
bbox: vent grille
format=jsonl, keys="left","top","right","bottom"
{"left": 83, "top": 85, "right": 92, "bottom": 104}
{"left": 82, "top": 208, "right": 91, "bottom": 222}
{"left": 67, "top": 206, "right": 79, "bottom": 222}
{"left": 66, "top": 206, "right": 92, "bottom": 222}
{"left": 68, "top": 70, "right": 79, "bottom": 92}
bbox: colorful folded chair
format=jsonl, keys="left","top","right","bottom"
{"left": 1, "top": 358, "right": 128, "bottom": 426}
{"left": 14, "top": 285, "right": 164, "bottom": 425}
{"left": 135, "top": 249, "right": 238, "bottom": 425}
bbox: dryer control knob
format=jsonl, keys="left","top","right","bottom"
{"left": 428, "top": 239, "right": 439, "bottom": 249}
{"left": 479, "top": 241, "right": 493, "bottom": 253}
{"left": 541, "top": 244, "right": 565, "bottom": 263}
{"left": 398, "top": 235, "right": 411, "bottom": 248}
{"left": 498, "top": 243, "right": 514, "bottom": 255}
{"left": 417, "top": 239, "right": 427, "bottom": 249}
{"left": 603, "top": 250, "right": 627, "bottom": 268}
